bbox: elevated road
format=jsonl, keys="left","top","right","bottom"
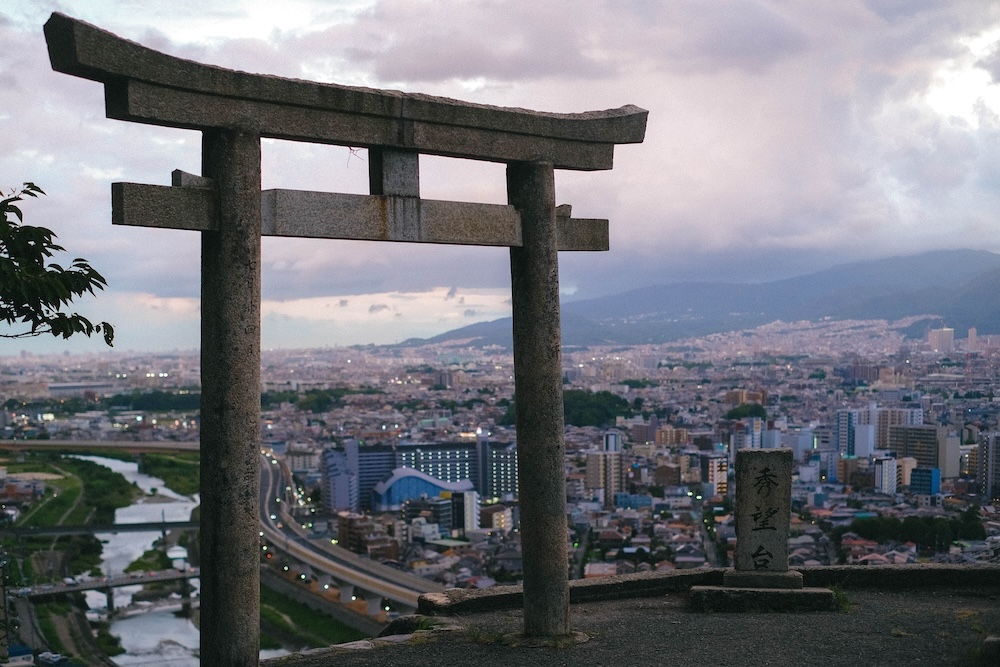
{"left": 259, "top": 454, "right": 443, "bottom": 609}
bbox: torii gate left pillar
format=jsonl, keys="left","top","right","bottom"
{"left": 45, "top": 12, "right": 646, "bottom": 661}
{"left": 199, "top": 129, "right": 262, "bottom": 663}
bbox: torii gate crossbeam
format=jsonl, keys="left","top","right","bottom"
{"left": 44, "top": 12, "right": 646, "bottom": 665}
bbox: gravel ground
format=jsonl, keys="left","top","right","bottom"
{"left": 264, "top": 586, "right": 1000, "bottom": 667}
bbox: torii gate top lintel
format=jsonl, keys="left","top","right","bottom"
{"left": 44, "top": 12, "right": 647, "bottom": 171}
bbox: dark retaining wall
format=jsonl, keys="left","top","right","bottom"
{"left": 418, "top": 564, "right": 1000, "bottom": 615}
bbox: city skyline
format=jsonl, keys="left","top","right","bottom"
{"left": 4, "top": 1, "right": 1000, "bottom": 354}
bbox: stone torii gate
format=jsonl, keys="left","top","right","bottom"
{"left": 45, "top": 12, "right": 646, "bottom": 665}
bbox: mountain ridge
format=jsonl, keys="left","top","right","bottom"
{"left": 399, "top": 249, "right": 1000, "bottom": 348}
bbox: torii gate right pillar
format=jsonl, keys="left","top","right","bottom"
{"left": 508, "top": 161, "right": 570, "bottom": 636}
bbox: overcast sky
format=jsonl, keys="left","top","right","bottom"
{"left": 4, "top": 1, "right": 1000, "bottom": 354}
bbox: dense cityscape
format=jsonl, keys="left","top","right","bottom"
{"left": 3, "top": 316, "right": 999, "bottom": 589}
{"left": 6, "top": 1, "right": 1000, "bottom": 664}
{"left": 2, "top": 317, "right": 1000, "bottom": 662}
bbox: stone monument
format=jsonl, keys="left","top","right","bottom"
{"left": 690, "top": 448, "right": 836, "bottom": 611}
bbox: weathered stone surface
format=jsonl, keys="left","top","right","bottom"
{"left": 45, "top": 12, "right": 645, "bottom": 141}
{"left": 198, "top": 129, "right": 262, "bottom": 666}
{"left": 733, "top": 448, "right": 794, "bottom": 573}
{"left": 508, "top": 161, "right": 569, "bottom": 637}
{"left": 113, "top": 181, "right": 608, "bottom": 249}
{"left": 688, "top": 586, "right": 837, "bottom": 613}
{"left": 982, "top": 636, "right": 1000, "bottom": 660}
{"left": 799, "top": 563, "right": 1000, "bottom": 589}
{"left": 111, "top": 182, "right": 213, "bottom": 232}
{"left": 556, "top": 215, "right": 609, "bottom": 251}
{"left": 724, "top": 570, "right": 803, "bottom": 590}
{"left": 369, "top": 149, "right": 420, "bottom": 197}
{"left": 45, "top": 13, "right": 646, "bottom": 170}
{"left": 171, "top": 169, "right": 211, "bottom": 188}
{"left": 415, "top": 565, "right": 1000, "bottom": 616}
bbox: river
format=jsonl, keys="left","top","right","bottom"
{"left": 73, "top": 455, "right": 286, "bottom": 665}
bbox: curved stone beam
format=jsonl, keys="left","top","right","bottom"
{"left": 44, "top": 13, "right": 647, "bottom": 170}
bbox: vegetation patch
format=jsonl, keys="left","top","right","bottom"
{"left": 125, "top": 549, "right": 172, "bottom": 573}
{"left": 138, "top": 453, "right": 200, "bottom": 497}
{"left": 17, "top": 476, "right": 81, "bottom": 528}
{"left": 35, "top": 601, "right": 72, "bottom": 656}
{"left": 830, "top": 585, "right": 852, "bottom": 612}
{"left": 837, "top": 507, "right": 986, "bottom": 555}
{"left": 259, "top": 584, "right": 367, "bottom": 648}
{"left": 259, "top": 631, "right": 283, "bottom": 650}
{"left": 93, "top": 620, "right": 125, "bottom": 656}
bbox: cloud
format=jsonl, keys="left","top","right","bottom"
{"left": 368, "top": 304, "right": 389, "bottom": 314}
{"left": 7, "top": 1, "right": 1000, "bottom": 352}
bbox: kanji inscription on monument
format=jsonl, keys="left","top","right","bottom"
{"left": 735, "top": 449, "right": 792, "bottom": 572}
{"left": 721, "top": 447, "right": 805, "bottom": 591}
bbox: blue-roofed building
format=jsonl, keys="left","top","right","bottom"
{"left": 371, "top": 468, "right": 475, "bottom": 512}
{"left": 322, "top": 437, "right": 518, "bottom": 511}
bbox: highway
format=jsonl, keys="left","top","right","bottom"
{"left": 258, "top": 453, "right": 444, "bottom": 609}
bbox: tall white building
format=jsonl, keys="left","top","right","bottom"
{"left": 730, "top": 418, "right": 763, "bottom": 464}
{"left": 603, "top": 430, "right": 623, "bottom": 452}
{"left": 874, "top": 457, "right": 897, "bottom": 495}
{"left": 834, "top": 410, "right": 859, "bottom": 456}
{"left": 320, "top": 448, "right": 359, "bottom": 512}
{"left": 783, "top": 428, "right": 815, "bottom": 462}
{"left": 854, "top": 423, "right": 875, "bottom": 459}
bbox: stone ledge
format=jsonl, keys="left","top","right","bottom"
{"left": 724, "top": 569, "right": 803, "bottom": 589}
{"left": 689, "top": 585, "right": 837, "bottom": 613}
{"left": 800, "top": 563, "right": 1000, "bottom": 590}
{"left": 418, "top": 564, "right": 1000, "bottom": 615}
{"left": 418, "top": 569, "right": 723, "bottom": 614}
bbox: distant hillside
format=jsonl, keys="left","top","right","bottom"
{"left": 400, "top": 249, "right": 1000, "bottom": 348}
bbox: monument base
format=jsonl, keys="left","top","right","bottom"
{"left": 723, "top": 569, "right": 803, "bottom": 589}
{"left": 688, "top": 585, "right": 837, "bottom": 613}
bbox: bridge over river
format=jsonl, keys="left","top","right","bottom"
{"left": 20, "top": 567, "right": 199, "bottom": 615}
{"left": 6, "top": 521, "right": 199, "bottom": 538}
